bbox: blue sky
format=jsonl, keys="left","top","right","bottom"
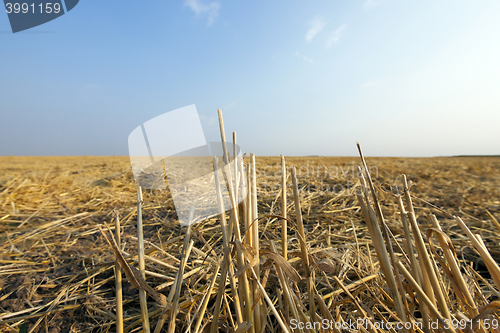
{"left": 1, "top": 0, "right": 499, "bottom": 156}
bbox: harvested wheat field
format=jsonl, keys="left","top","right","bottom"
{"left": 1, "top": 150, "right": 500, "bottom": 332}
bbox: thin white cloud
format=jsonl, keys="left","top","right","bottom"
{"left": 295, "top": 51, "right": 314, "bottom": 64}
{"left": 325, "top": 24, "right": 347, "bottom": 48}
{"left": 200, "top": 114, "right": 218, "bottom": 125}
{"left": 361, "top": 81, "right": 381, "bottom": 88}
{"left": 363, "top": 0, "right": 380, "bottom": 10}
{"left": 223, "top": 102, "right": 237, "bottom": 110}
{"left": 306, "top": 17, "right": 327, "bottom": 42}
{"left": 184, "top": 0, "right": 220, "bottom": 26}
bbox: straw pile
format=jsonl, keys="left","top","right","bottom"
{"left": 1, "top": 117, "right": 500, "bottom": 333}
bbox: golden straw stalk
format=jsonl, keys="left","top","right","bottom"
{"left": 136, "top": 186, "right": 150, "bottom": 333}
{"left": 114, "top": 209, "right": 123, "bottom": 333}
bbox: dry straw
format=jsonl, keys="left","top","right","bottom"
{"left": 1, "top": 123, "right": 500, "bottom": 333}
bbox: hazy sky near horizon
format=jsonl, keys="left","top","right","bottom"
{"left": 1, "top": 1, "right": 499, "bottom": 157}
